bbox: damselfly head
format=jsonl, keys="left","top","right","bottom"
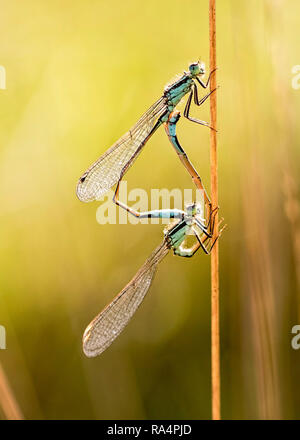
{"left": 189, "top": 61, "right": 205, "bottom": 77}
{"left": 186, "top": 202, "right": 203, "bottom": 217}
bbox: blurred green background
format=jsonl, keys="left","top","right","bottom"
{"left": 0, "top": 0, "right": 299, "bottom": 420}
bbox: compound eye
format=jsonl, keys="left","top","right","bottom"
{"left": 189, "top": 63, "right": 200, "bottom": 76}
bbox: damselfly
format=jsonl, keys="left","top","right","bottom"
{"left": 83, "top": 203, "right": 223, "bottom": 357}
{"left": 77, "top": 61, "right": 216, "bottom": 211}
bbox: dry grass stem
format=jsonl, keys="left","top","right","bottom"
{"left": 209, "top": 0, "right": 220, "bottom": 421}
{"left": 0, "top": 362, "right": 24, "bottom": 420}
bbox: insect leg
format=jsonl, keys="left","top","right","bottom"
{"left": 183, "top": 87, "right": 216, "bottom": 131}
{"left": 193, "top": 216, "right": 226, "bottom": 254}
{"left": 196, "top": 68, "right": 217, "bottom": 89}
{"left": 193, "top": 84, "right": 217, "bottom": 106}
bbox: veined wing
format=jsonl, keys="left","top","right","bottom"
{"left": 77, "top": 96, "right": 167, "bottom": 202}
{"left": 83, "top": 239, "right": 170, "bottom": 357}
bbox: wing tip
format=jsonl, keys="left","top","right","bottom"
{"left": 76, "top": 181, "right": 93, "bottom": 203}
{"left": 82, "top": 327, "right": 102, "bottom": 358}
{"left": 76, "top": 179, "right": 108, "bottom": 203}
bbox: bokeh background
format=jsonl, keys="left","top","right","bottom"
{"left": 0, "top": 0, "right": 299, "bottom": 420}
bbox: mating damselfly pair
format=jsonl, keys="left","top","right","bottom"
{"left": 77, "top": 61, "right": 224, "bottom": 357}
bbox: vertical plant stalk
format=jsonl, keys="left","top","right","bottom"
{"left": 209, "top": 0, "right": 220, "bottom": 420}
{"left": 0, "top": 362, "right": 24, "bottom": 420}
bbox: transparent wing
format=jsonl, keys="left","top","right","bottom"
{"left": 77, "top": 96, "right": 167, "bottom": 202}
{"left": 83, "top": 240, "right": 170, "bottom": 357}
